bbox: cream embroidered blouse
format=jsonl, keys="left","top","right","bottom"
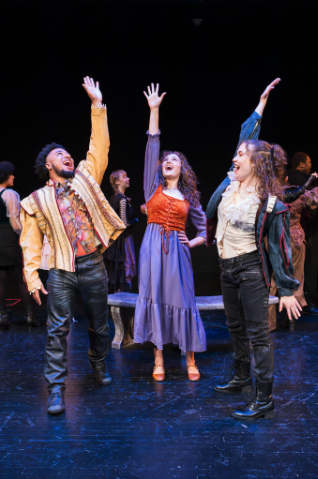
{"left": 216, "top": 172, "right": 261, "bottom": 259}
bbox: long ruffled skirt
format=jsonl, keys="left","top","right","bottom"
{"left": 134, "top": 223, "right": 206, "bottom": 352}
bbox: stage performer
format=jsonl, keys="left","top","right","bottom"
{"left": 134, "top": 83, "right": 207, "bottom": 382}
{"left": 0, "top": 162, "right": 36, "bottom": 329}
{"left": 206, "top": 78, "right": 302, "bottom": 421}
{"left": 19, "top": 77, "right": 125, "bottom": 415}
{"left": 104, "top": 170, "right": 138, "bottom": 293}
{"left": 269, "top": 174, "right": 318, "bottom": 331}
{"left": 287, "top": 152, "right": 318, "bottom": 315}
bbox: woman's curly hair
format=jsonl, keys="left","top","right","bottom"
{"left": 0, "top": 161, "right": 15, "bottom": 184}
{"left": 158, "top": 151, "right": 200, "bottom": 207}
{"left": 242, "top": 140, "right": 287, "bottom": 202}
{"left": 34, "top": 142, "right": 65, "bottom": 181}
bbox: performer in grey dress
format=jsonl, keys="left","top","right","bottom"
{"left": 134, "top": 84, "right": 207, "bottom": 382}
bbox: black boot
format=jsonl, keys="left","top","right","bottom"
{"left": 232, "top": 380, "right": 275, "bottom": 421}
{"left": 26, "top": 305, "right": 39, "bottom": 328}
{"left": 47, "top": 388, "right": 65, "bottom": 415}
{"left": 90, "top": 360, "right": 112, "bottom": 385}
{"left": 0, "top": 308, "right": 11, "bottom": 330}
{"left": 277, "top": 315, "right": 295, "bottom": 331}
{"left": 214, "top": 361, "right": 253, "bottom": 393}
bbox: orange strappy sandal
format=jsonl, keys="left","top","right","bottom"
{"left": 153, "top": 365, "right": 165, "bottom": 382}
{"left": 187, "top": 364, "right": 200, "bottom": 381}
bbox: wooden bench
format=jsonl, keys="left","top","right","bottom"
{"left": 108, "top": 292, "right": 279, "bottom": 349}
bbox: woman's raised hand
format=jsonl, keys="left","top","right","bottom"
{"left": 143, "top": 83, "right": 166, "bottom": 110}
{"left": 260, "top": 78, "right": 281, "bottom": 102}
{"left": 255, "top": 78, "right": 281, "bottom": 116}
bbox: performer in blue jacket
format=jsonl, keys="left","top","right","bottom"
{"left": 206, "top": 79, "right": 301, "bottom": 421}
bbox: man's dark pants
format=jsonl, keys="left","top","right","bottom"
{"left": 219, "top": 251, "right": 274, "bottom": 382}
{"left": 44, "top": 249, "right": 109, "bottom": 392}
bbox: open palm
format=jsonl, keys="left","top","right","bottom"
{"left": 143, "top": 83, "right": 166, "bottom": 110}
{"left": 82, "top": 76, "right": 103, "bottom": 103}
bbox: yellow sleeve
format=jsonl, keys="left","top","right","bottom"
{"left": 20, "top": 207, "right": 44, "bottom": 292}
{"left": 85, "top": 105, "right": 110, "bottom": 185}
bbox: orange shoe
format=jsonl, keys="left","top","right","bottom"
{"left": 153, "top": 365, "right": 165, "bottom": 382}
{"left": 187, "top": 364, "right": 200, "bottom": 381}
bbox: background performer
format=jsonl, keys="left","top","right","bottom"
{"left": 104, "top": 170, "right": 138, "bottom": 293}
{"left": 269, "top": 174, "right": 318, "bottom": 331}
{"left": 19, "top": 77, "right": 125, "bottom": 415}
{"left": 0, "top": 162, "right": 36, "bottom": 329}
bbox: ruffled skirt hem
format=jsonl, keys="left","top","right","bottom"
{"left": 134, "top": 296, "right": 206, "bottom": 352}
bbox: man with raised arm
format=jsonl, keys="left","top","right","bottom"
{"left": 20, "top": 77, "right": 125, "bottom": 415}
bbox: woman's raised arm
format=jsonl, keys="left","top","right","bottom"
{"left": 143, "top": 83, "right": 166, "bottom": 134}
{"left": 143, "top": 84, "right": 166, "bottom": 202}
{"left": 255, "top": 78, "right": 281, "bottom": 117}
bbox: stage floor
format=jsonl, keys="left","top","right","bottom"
{"left": 1, "top": 289, "right": 318, "bottom": 478}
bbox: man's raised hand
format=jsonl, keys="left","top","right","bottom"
{"left": 82, "top": 76, "right": 103, "bottom": 108}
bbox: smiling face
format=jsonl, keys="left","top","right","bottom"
{"left": 46, "top": 148, "right": 75, "bottom": 180}
{"left": 232, "top": 143, "right": 255, "bottom": 182}
{"left": 116, "top": 171, "right": 130, "bottom": 191}
{"left": 161, "top": 153, "right": 182, "bottom": 180}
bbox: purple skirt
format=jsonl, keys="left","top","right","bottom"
{"left": 134, "top": 223, "right": 206, "bottom": 352}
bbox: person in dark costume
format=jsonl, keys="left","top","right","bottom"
{"left": 206, "top": 79, "right": 302, "bottom": 421}
{"left": 287, "top": 152, "right": 318, "bottom": 315}
{"left": 104, "top": 170, "right": 138, "bottom": 293}
{"left": 0, "top": 161, "right": 36, "bottom": 329}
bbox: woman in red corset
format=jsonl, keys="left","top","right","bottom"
{"left": 133, "top": 84, "right": 207, "bottom": 381}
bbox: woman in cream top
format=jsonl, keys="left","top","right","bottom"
{"left": 216, "top": 171, "right": 261, "bottom": 259}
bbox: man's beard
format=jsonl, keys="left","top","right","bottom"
{"left": 52, "top": 163, "right": 75, "bottom": 179}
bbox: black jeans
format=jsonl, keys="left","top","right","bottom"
{"left": 44, "top": 250, "right": 109, "bottom": 391}
{"left": 219, "top": 251, "right": 274, "bottom": 382}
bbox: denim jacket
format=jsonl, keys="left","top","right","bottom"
{"left": 206, "top": 111, "right": 299, "bottom": 297}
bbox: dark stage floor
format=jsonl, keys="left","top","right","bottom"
{"left": 1, "top": 282, "right": 318, "bottom": 478}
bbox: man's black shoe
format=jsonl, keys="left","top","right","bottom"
{"left": 26, "top": 306, "right": 39, "bottom": 328}
{"left": 232, "top": 380, "right": 275, "bottom": 421}
{"left": 301, "top": 304, "right": 318, "bottom": 316}
{"left": 0, "top": 309, "right": 11, "bottom": 330}
{"left": 47, "top": 389, "right": 65, "bottom": 415}
{"left": 214, "top": 361, "right": 252, "bottom": 393}
{"left": 90, "top": 360, "right": 112, "bottom": 385}
{"left": 302, "top": 293, "right": 318, "bottom": 316}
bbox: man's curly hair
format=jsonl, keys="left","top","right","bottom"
{"left": 0, "top": 161, "right": 15, "bottom": 184}
{"left": 158, "top": 151, "right": 200, "bottom": 207}
{"left": 34, "top": 143, "right": 65, "bottom": 181}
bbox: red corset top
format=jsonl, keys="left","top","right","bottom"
{"left": 147, "top": 185, "right": 189, "bottom": 253}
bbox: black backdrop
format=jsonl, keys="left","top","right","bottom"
{"left": 0, "top": 0, "right": 317, "bottom": 281}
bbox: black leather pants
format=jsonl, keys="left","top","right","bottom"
{"left": 44, "top": 250, "right": 109, "bottom": 391}
{"left": 219, "top": 251, "right": 274, "bottom": 382}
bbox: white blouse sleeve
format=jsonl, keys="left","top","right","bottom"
{"left": 1, "top": 189, "right": 22, "bottom": 235}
